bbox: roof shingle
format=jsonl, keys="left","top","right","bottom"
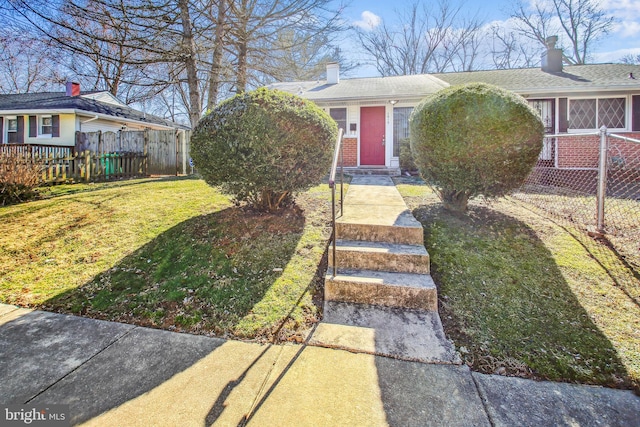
{"left": 270, "top": 63, "right": 640, "bottom": 103}
{"left": 0, "top": 92, "right": 189, "bottom": 130}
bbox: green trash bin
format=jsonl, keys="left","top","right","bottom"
{"left": 101, "top": 153, "right": 115, "bottom": 179}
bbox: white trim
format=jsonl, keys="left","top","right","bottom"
{"left": 555, "top": 97, "right": 560, "bottom": 136}
{"left": 39, "top": 115, "right": 53, "bottom": 137}
{"left": 567, "top": 95, "right": 629, "bottom": 133}
{"left": 0, "top": 109, "right": 181, "bottom": 131}
{"left": 4, "top": 116, "right": 18, "bottom": 144}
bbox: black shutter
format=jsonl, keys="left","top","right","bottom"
{"left": 558, "top": 98, "right": 568, "bottom": 132}
{"left": 0, "top": 117, "right": 3, "bottom": 144}
{"left": 17, "top": 116, "right": 24, "bottom": 143}
{"left": 52, "top": 115, "right": 60, "bottom": 137}
{"left": 633, "top": 95, "right": 640, "bottom": 132}
{"left": 29, "top": 115, "right": 37, "bottom": 137}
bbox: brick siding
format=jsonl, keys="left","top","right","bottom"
{"left": 556, "top": 132, "right": 640, "bottom": 169}
{"left": 342, "top": 137, "right": 357, "bottom": 167}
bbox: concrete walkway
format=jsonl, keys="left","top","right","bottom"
{"left": 317, "top": 175, "right": 458, "bottom": 363}
{"left": 2, "top": 303, "right": 640, "bottom": 426}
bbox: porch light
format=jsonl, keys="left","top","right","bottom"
{"left": 389, "top": 100, "right": 398, "bottom": 105}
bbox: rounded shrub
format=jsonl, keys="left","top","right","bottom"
{"left": 409, "top": 82, "right": 544, "bottom": 212}
{"left": 191, "top": 88, "right": 338, "bottom": 211}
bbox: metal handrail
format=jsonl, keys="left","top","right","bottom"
{"left": 608, "top": 133, "right": 640, "bottom": 144}
{"left": 329, "top": 128, "right": 344, "bottom": 278}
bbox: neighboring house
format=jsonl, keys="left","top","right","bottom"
{"left": 0, "top": 82, "right": 189, "bottom": 150}
{"left": 269, "top": 47, "right": 640, "bottom": 174}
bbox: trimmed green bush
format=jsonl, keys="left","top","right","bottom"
{"left": 410, "top": 83, "right": 544, "bottom": 212}
{"left": 191, "top": 88, "right": 337, "bottom": 211}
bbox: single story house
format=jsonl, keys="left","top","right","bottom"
{"left": 0, "top": 82, "right": 188, "bottom": 150}
{"left": 269, "top": 45, "right": 640, "bottom": 175}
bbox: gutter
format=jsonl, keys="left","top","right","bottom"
{"left": 79, "top": 115, "right": 99, "bottom": 131}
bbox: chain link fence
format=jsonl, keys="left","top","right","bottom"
{"left": 512, "top": 128, "right": 640, "bottom": 280}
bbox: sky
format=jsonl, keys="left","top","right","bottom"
{"left": 337, "top": 0, "right": 640, "bottom": 77}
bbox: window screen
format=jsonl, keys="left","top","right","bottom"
{"left": 570, "top": 98, "right": 626, "bottom": 130}
{"left": 393, "top": 107, "right": 413, "bottom": 157}
{"left": 330, "top": 108, "right": 347, "bottom": 133}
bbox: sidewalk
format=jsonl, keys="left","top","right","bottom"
{"left": 1, "top": 303, "right": 639, "bottom": 426}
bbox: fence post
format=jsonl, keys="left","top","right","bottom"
{"left": 596, "top": 126, "right": 608, "bottom": 233}
{"left": 143, "top": 129, "right": 149, "bottom": 176}
{"left": 175, "top": 130, "right": 179, "bottom": 176}
{"left": 85, "top": 150, "right": 91, "bottom": 182}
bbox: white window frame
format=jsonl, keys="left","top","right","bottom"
{"left": 5, "top": 116, "right": 18, "bottom": 143}
{"left": 39, "top": 115, "right": 53, "bottom": 138}
{"left": 329, "top": 108, "right": 347, "bottom": 134}
{"left": 568, "top": 96, "right": 628, "bottom": 133}
{"left": 392, "top": 106, "right": 413, "bottom": 158}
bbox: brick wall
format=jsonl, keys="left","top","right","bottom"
{"left": 557, "top": 135, "right": 599, "bottom": 168}
{"left": 557, "top": 132, "right": 640, "bottom": 169}
{"left": 342, "top": 137, "right": 357, "bottom": 167}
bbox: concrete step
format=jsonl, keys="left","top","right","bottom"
{"left": 324, "top": 269, "right": 437, "bottom": 310}
{"left": 329, "top": 240, "right": 430, "bottom": 274}
{"left": 337, "top": 214, "right": 424, "bottom": 246}
{"left": 344, "top": 167, "right": 401, "bottom": 176}
{"left": 310, "top": 301, "right": 460, "bottom": 364}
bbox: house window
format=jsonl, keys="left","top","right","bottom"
{"left": 393, "top": 107, "right": 413, "bottom": 157}
{"left": 598, "top": 98, "right": 625, "bottom": 129}
{"left": 40, "top": 116, "right": 53, "bottom": 136}
{"left": 569, "top": 98, "right": 626, "bottom": 130}
{"left": 7, "top": 118, "right": 18, "bottom": 143}
{"left": 330, "top": 108, "right": 347, "bottom": 133}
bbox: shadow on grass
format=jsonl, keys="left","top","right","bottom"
{"left": 412, "top": 203, "right": 633, "bottom": 390}
{"left": 510, "top": 197, "right": 640, "bottom": 308}
{"left": 37, "top": 175, "right": 200, "bottom": 198}
{"left": 43, "top": 204, "right": 313, "bottom": 340}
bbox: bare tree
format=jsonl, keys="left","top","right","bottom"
{"left": 355, "top": 0, "right": 483, "bottom": 76}
{"left": 4, "top": 0, "right": 346, "bottom": 124}
{"left": 511, "top": 0, "right": 615, "bottom": 65}
{"left": 225, "top": 0, "right": 345, "bottom": 93}
{"left": 435, "top": 18, "right": 483, "bottom": 72}
{"left": 259, "top": 31, "right": 357, "bottom": 82}
{"left": 489, "top": 25, "right": 541, "bottom": 69}
{"left": 620, "top": 54, "right": 640, "bottom": 65}
{"left": 0, "top": 4, "right": 62, "bottom": 93}
{"left": 0, "top": 34, "right": 60, "bottom": 94}
{"left": 177, "top": 0, "right": 203, "bottom": 126}
{"left": 206, "top": 0, "right": 229, "bottom": 110}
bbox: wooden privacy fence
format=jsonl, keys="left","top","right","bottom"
{"left": 75, "top": 129, "right": 191, "bottom": 176}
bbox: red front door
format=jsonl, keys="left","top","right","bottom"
{"left": 360, "top": 106, "right": 385, "bottom": 165}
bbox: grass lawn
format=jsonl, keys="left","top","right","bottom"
{"left": 511, "top": 186, "right": 640, "bottom": 274}
{"left": 0, "top": 177, "right": 335, "bottom": 341}
{"left": 395, "top": 177, "right": 640, "bottom": 391}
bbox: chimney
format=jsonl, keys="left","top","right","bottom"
{"left": 66, "top": 81, "right": 80, "bottom": 97}
{"left": 326, "top": 62, "right": 340, "bottom": 84}
{"left": 541, "top": 36, "right": 563, "bottom": 73}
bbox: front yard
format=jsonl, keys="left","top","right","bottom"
{"left": 395, "top": 177, "right": 640, "bottom": 392}
{"left": 2, "top": 174, "right": 638, "bottom": 392}
{"left": 0, "top": 177, "right": 333, "bottom": 341}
